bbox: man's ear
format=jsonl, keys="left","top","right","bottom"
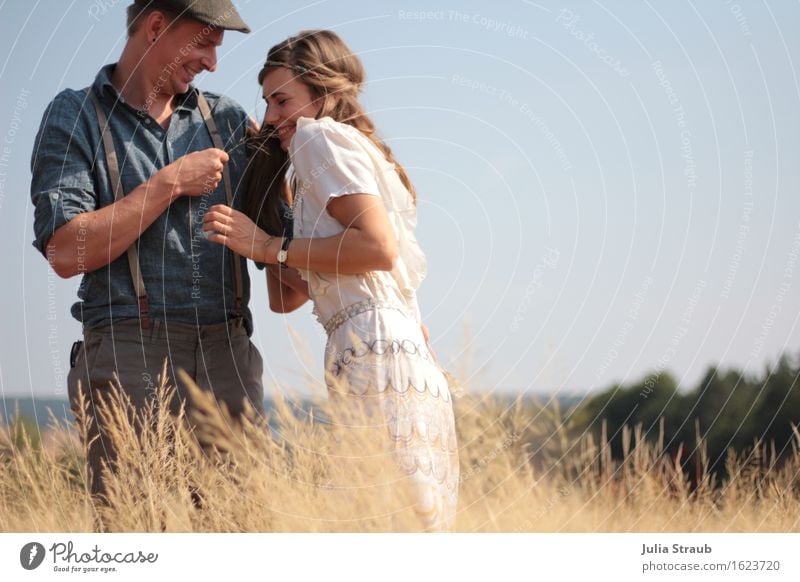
{"left": 144, "top": 10, "right": 174, "bottom": 42}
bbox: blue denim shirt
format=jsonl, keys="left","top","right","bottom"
{"left": 31, "top": 64, "right": 254, "bottom": 331}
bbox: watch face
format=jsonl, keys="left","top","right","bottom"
{"left": 278, "top": 250, "right": 288, "bottom": 263}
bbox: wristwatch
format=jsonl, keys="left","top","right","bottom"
{"left": 277, "top": 235, "right": 292, "bottom": 267}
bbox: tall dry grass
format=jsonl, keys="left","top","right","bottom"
{"left": 1, "top": 371, "right": 799, "bottom": 532}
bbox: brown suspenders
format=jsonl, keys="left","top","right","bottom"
{"left": 85, "top": 87, "right": 244, "bottom": 329}
{"left": 195, "top": 92, "right": 245, "bottom": 320}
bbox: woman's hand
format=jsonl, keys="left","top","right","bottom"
{"left": 202, "top": 204, "right": 279, "bottom": 263}
{"left": 421, "top": 323, "right": 437, "bottom": 361}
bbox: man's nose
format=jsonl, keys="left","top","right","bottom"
{"left": 201, "top": 47, "right": 218, "bottom": 73}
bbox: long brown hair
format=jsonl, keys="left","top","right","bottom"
{"left": 243, "top": 29, "right": 417, "bottom": 235}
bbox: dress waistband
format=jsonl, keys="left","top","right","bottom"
{"left": 323, "top": 299, "right": 412, "bottom": 336}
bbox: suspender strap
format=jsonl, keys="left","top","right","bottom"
{"left": 86, "top": 88, "right": 152, "bottom": 330}
{"left": 196, "top": 92, "right": 244, "bottom": 319}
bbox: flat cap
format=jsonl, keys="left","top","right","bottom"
{"left": 134, "top": 0, "right": 251, "bottom": 33}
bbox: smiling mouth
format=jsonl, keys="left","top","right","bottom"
{"left": 277, "top": 125, "right": 295, "bottom": 138}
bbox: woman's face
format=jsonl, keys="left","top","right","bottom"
{"left": 261, "top": 67, "right": 321, "bottom": 151}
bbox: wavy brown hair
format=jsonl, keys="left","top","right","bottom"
{"left": 243, "top": 29, "right": 417, "bottom": 235}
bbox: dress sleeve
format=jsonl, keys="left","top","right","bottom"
{"left": 30, "top": 90, "right": 98, "bottom": 257}
{"left": 289, "top": 118, "right": 381, "bottom": 208}
{"left": 290, "top": 117, "right": 428, "bottom": 311}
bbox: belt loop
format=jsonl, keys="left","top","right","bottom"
{"left": 148, "top": 318, "right": 161, "bottom": 344}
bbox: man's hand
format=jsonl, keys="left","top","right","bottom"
{"left": 157, "top": 148, "right": 229, "bottom": 200}
{"left": 44, "top": 149, "right": 228, "bottom": 277}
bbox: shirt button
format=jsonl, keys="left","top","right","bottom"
{"left": 50, "top": 192, "right": 59, "bottom": 200}
{"left": 144, "top": 118, "right": 151, "bottom": 125}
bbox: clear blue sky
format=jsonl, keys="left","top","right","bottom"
{"left": 1, "top": 0, "right": 798, "bottom": 401}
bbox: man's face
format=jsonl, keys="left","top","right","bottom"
{"left": 150, "top": 16, "right": 224, "bottom": 96}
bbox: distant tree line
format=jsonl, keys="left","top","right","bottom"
{"left": 570, "top": 351, "right": 800, "bottom": 479}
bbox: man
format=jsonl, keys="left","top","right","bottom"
{"left": 30, "top": 0, "right": 262, "bottom": 509}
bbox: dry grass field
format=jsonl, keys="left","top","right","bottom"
{"left": 2, "top": 369, "right": 799, "bottom": 533}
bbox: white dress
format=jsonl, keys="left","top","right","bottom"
{"left": 289, "top": 116, "right": 459, "bottom": 531}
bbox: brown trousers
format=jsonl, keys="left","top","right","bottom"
{"left": 66, "top": 318, "right": 264, "bottom": 506}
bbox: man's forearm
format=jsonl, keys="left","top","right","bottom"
{"left": 47, "top": 175, "right": 172, "bottom": 278}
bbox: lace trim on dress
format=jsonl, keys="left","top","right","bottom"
{"left": 326, "top": 349, "right": 452, "bottom": 403}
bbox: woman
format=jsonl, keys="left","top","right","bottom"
{"left": 202, "top": 30, "right": 458, "bottom": 531}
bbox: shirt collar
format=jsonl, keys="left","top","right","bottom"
{"left": 92, "top": 63, "right": 200, "bottom": 112}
